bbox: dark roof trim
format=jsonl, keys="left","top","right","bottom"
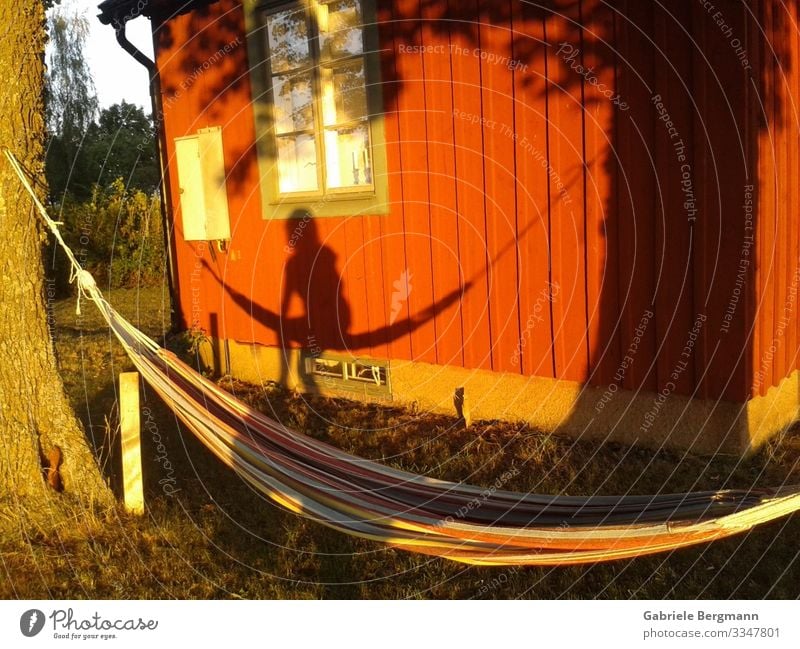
{"left": 97, "top": 0, "right": 213, "bottom": 27}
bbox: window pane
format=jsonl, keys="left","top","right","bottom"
{"left": 267, "top": 7, "right": 310, "bottom": 72}
{"left": 319, "top": 0, "right": 363, "bottom": 60}
{"left": 276, "top": 134, "right": 318, "bottom": 193}
{"left": 272, "top": 72, "right": 315, "bottom": 133}
{"left": 324, "top": 123, "right": 371, "bottom": 189}
{"left": 321, "top": 62, "right": 368, "bottom": 126}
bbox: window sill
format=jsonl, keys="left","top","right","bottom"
{"left": 263, "top": 189, "right": 390, "bottom": 219}
{"left": 270, "top": 190, "right": 377, "bottom": 205}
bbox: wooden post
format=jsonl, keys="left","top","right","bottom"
{"left": 119, "top": 372, "right": 144, "bottom": 515}
{"left": 454, "top": 386, "right": 471, "bottom": 429}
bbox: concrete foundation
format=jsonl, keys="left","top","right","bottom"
{"left": 198, "top": 337, "right": 800, "bottom": 455}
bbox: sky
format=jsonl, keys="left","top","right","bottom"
{"left": 49, "top": 0, "right": 154, "bottom": 111}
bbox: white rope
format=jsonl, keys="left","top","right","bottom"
{"left": 3, "top": 148, "right": 106, "bottom": 315}
{"left": 7, "top": 147, "right": 800, "bottom": 566}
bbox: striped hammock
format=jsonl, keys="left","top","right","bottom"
{"left": 6, "top": 148, "right": 800, "bottom": 566}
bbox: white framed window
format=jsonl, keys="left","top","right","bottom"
{"left": 245, "top": 0, "right": 389, "bottom": 217}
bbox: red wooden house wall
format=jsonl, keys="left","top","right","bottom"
{"left": 151, "top": 0, "right": 800, "bottom": 404}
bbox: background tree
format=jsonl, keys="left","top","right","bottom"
{"left": 84, "top": 102, "right": 160, "bottom": 193}
{"left": 0, "top": 0, "right": 111, "bottom": 521}
{"left": 51, "top": 102, "right": 164, "bottom": 296}
{"left": 44, "top": 4, "right": 98, "bottom": 201}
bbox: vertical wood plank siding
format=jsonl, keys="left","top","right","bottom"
{"left": 582, "top": 0, "right": 619, "bottom": 388}
{"left": 154, "top": 0, "right": 800, "bottom": 403}
{"left": 545, "top": 2, "right": 590, "bottom": 383}
{"left": 753, "top": 0, "right": 800, "bottom": 398}
{"left": 652, "top": 3, "right": 695, "bottom": 397}
{"left": 511, "top": 1, "right": 554, "bottom": 379}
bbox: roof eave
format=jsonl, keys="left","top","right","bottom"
{"left": 97, "top": 0, "right": 217, "bottom": 26}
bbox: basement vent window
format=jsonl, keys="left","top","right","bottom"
{"left": 302, "top": 353, "right": 390, "bottom": 398}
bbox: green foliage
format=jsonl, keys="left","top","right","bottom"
{"left": 84, "top": 102, "right": 160, "bottom": 194}
{"left": 46, "top": 8, "right": 97, "bottom": 138}
{"left": 43, "top": 11, "right": 162, "bottom": 293}
{"left": 45, "top": 6, "right": 98, "bottom": 200}
{"left": 50, "top": 180, "right": 165, "bottom": 293}
{"left": 48, "top": 101, "right": 159, "bottom": 202}
{"left": 44, "top": 4, "right": 159, "bottom": 200}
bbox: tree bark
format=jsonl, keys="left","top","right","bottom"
{"left": 0, "top": 1, "right": 111, "bottom": 509}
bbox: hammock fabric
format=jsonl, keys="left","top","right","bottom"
{"left": 6, "top": 148, "right": 800, "bottom": 567}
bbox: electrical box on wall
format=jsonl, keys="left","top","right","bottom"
{"left": 175, "top": 126, "right": 231, "bottom": 242}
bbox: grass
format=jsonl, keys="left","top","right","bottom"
{"left": 2, "top": 285, "right": 800, "bottom": 598}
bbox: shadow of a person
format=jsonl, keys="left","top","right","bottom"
{"left": 280, "top": 209, "right": 351, "bottom": 354}
{"left": 202, "top": 206, "right": 471, "bottom": 392}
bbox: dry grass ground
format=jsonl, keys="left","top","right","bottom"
{"left": 2, "top": 286, "right": 800, "bottom": 598}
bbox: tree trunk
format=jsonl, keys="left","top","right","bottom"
{"left": 0, "top": 1, "right": 111, "bottom": 510}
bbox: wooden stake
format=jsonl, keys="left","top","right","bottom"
{"left": 120, "top": 372, "right": 144, "bottom": 515}
{"left": 454, "top": 386, "right": 471, "bottom": 429}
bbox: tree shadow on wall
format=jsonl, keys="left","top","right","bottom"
{"left": 142, "top": 0, "right": 796, "bottom": 502}
{"left": 144, "top": 0, "right": 794, "bottom": 441}
{"left": 134, "top": 1, "right": 799, "bottom": 590}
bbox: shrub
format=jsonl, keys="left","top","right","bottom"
{"left": 48, "top": 179, "right": 165, "bottom": 295}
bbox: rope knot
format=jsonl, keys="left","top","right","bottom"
{"left": 71, "top": 269, "right": 97, "bottom": 316}
{"left": 76, "top": 269, "right": 96, "bottom": 292}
